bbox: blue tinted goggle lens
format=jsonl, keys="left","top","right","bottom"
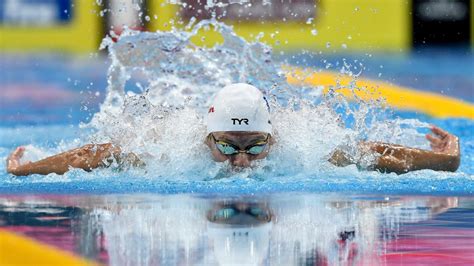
{"left": 247, "top": 145, "right": 266, "bottom": 155}
{"left": 215, "top": 143, "right": 238, "bottom": 155}
{"left": 214, "top": 208, "right": 237, "bottom": 220}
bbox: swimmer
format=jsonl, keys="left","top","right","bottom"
{"left": 6, "top": 83, "right": 460, "bottom": 176}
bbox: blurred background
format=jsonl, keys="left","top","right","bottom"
{"left": 0, "top": 0, "right": 473, "bottom": 125}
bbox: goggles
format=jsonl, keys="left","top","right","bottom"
{"left": 209, "top": 204, "right": 272, "bottom": 223}
{"left": 210, "top": 134, "right": 270, "bottom": 156}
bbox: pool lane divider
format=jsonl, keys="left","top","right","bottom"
{"left": 286, "top": 69, "right": 474, "bottom": 119}
{"left": 0, "top": 229, "right": 98, "bottom": 266}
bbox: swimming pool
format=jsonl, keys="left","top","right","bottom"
{"left": 0, "top": 22, "right": 473, "bottom": 265}
{"left": 1, "top": 194, "right": 473, "bottom": 265}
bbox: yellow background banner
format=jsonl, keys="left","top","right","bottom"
{"left": 149, "top": 0, "right": 411, "bottom": 51}
{"left": 0, "top": 0, "right": 101, "bottom": 53}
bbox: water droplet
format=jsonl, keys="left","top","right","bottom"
{"left": 311, "top": 29, "right": 318, "bottom": 36}
{"left": 145, "top": 16, "right": 150, "bottom": 21}
{"left": 341, "top": 44, "right": 347, "bottom": 49}
{"left": 326, "top": 42, "right": 331, "bottom": 48}
{"left": 306, "top": 18, "right": 314, "bottom": 24}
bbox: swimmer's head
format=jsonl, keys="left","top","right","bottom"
{"left": 205, "top": 84, "right": 273, "bottom": 168}
{"left": 206, "top": 201, "right": 272, "bottom": 265}
{"left": 206, "top": 83, "right": 272, "bottom": 135}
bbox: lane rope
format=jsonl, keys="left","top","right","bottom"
{"left": 286, "top": 68, "right": 474, "bottom": 119}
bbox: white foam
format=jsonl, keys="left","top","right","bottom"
{"left": 82, "top": 20, "right": 430, "bottom": 179}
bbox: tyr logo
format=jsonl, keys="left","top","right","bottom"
{"left": 231, "top": 118, "right": 249, "bottom": 125}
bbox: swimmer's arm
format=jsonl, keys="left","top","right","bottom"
{"left": 329, "top": 126, "right": 460, "bottom": 174}
{"left": 362, "top": 141, "right": 460, "bottom": 174}
{"left": 6, "top": 144, "right": 143, "bottom": 176}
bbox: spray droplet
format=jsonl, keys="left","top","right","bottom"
{"left": 145, "top": 15, "right": 150, "bottom": 21}
{"left": 311, "top": 29, "right": 318, "bottom": 36}
{"left": 306, "top": 18, "right": 314, "bottom": 24}
{"left": 341, "top": 43, "right": 347, "bottom": 49}
{"left": 326, "top": 42, "right": 331, "bottom": 48}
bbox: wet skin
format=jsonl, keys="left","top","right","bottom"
{"left": 6, "top": 126, "right": 459, "bottom": 176}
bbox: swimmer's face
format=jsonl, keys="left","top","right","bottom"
{"left": 205, "top": 131, "right": 273, "bottom": 168}
{"left": 207, "top": 201, "right": 273, "bottom": 225}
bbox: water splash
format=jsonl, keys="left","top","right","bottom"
{"left": 82, "top": 19, "right": 431, "bottom": 179}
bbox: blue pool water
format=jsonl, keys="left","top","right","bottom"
{"left": 0, "top": 50, "right": 473, "bottom": 195}
{"left": 0, "top": 29, "right": 473, "bottom": 265}
{"left": 0, "top": 118, "right": 472, "bottom": 195}
{"left": 1, "top": 194, "right": 473, "bottom": 265}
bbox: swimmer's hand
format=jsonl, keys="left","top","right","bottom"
{"left": 329, "top": 126, "right": 460, "bottom": 174}
{"left": 426, "top": 126, "right": 460, "bottom": 156}
{"left": 6, "top": 146, "right": 29, "bottom": 175}
{"left": 5, "top": 143, "right": 138, "bottom": 176}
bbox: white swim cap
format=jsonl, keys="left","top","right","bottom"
{"left": 207, "top": 83, "right": 272, "bottom": 134}
{"left": 207, "top": 222, "right": 272, "bottom": 266}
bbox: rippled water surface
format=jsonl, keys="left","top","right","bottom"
{"left": 1, "top": 21, "right": 473, "bottom": 194}
{"left": 1, "top": 194, "right": 473, "bottom": 265}
{"left": 0, "top": 17, "right": 473, "bottom": 266}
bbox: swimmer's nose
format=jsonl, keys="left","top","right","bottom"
{"left": 231, "top": 153, "right": 251, "bottom": 168}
